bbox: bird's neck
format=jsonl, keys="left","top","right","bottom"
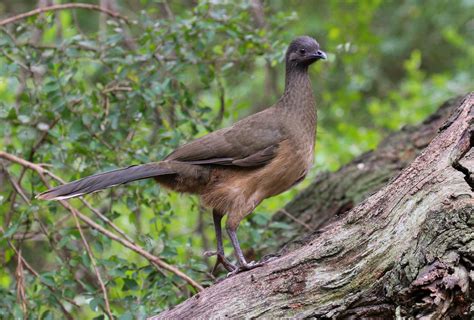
{"left": 281, "top": 64, "right": 315, "bottom": 111}
{"left": 278, "top": 63, "right": 317, "bottom": 144}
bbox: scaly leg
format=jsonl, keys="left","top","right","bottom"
{"left": 226, "top": 223, "right": 263, "bottom": 275}
{"left": 208, "top": 210, "right": 236, "bottom": 274}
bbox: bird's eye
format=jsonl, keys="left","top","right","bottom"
{"left": 299, "top": 48, "right": 306, "bottom": 54}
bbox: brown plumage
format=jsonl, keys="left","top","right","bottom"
{"left": 37, "top": 36, "right": 327, "bottom": 274}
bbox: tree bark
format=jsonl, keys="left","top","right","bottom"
{"left": 270, "top": 95, "right": 471, "bottom": 255}
{"left": 152, "top": 93, "right": 473, "bottom": 319}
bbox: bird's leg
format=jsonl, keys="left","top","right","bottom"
{"left": 208, "top": 210, "right": 236, "bottom": 274}
{"left": 226, "top": 224, "right": 264, "bottom": 275}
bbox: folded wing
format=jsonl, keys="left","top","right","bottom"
{"left": 165, "top": 108, "right": 284, "bottom": 167}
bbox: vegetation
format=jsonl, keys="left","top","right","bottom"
{"left": 0, "top": 0, "right": 472, "bottom": 318}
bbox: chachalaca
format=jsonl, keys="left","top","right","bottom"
{"left": 37, "top": 36, "right": 327, "bottom": 274}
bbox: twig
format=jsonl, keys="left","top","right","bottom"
{"left": 0, "top": 151, "right": 204, "bottom": 292}
{"left": 0, "top": 26, "right": 16, "bottom": 43}
{"left": 99, "top": 0, "right": 136, "bottom": 50}
{"left": 0, "top": 3, "right": 129, "bottom": 27}
{"left": 70, "top": 208, "right": 113, "bottom": 318}
{"left": 5, "top": 149, "right": 133, "bottom": 244}
{"left": 0, "top": 48, "right": 30, "bottom": 72}
{"left": 161, "top": 0, "right": 175, "bottom": 20}
{"left": 12, "top": 231, "right": 46, "bottom": 241}
{"left": 31, "top": 0, "right": 50, "bottom": 46}
{"left": 4, "top": 116, "right": 60, "bottom": 227}
{"left": 80, "top": 199, "right": 136, "bottom": 245}
{"left": 3, "top": 164, "right": 92, "bottom": 293}
{"left": 249, "top": 0, "right": 279, "bottom": 101}
{"left": 101, "top": 85, "right": 132, "bottom": 120}
{"left": 62, "top": 201, "right": 204, "bottom": 292}
{"left": 277, "top": 209, "right": 314, "bottom": 232}
{"left": 102, "top": 86, "right": 132, "bottom": 94}
{"left": 214, "top": 71, "right": 226, "bottom": 125}
{"left": 26, "top": 157, "right": 137, "bottom": 245}
{"left": 196, "top": 206, "right": 210, "bottom": 257}
{"left": 19, "top": 41, "right": 100, "bottom": 52}
{"left": 0, "top": 226, "right": 76, "bottom": 319}
{"left": 3, "top": 168, "right": 30, "bottom": 205}
{"left": 15, "top": 249, "right": 28, "bottom": 318}
{"left": 31, "top": 117, "right": 61, "bottom": 156}
{"left": 84, "top": 123, "right": 114, "bottom": 150}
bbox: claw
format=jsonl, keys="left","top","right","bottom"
{"left": 204, "top": 250, "right": 236, "bottom": 274}
{"left": 226, "top": 260, "right": 265, "bottom": 277}
{"left": 212, "top": 253, "right": 236, "bottom": 274}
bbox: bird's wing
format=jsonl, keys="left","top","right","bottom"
{"left": 164, "top": 108, "right": 285, "bottom": 167}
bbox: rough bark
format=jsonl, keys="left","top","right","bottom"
{"left": 271, "top": 96, "right": 468, "bottom": 255}
{"left": 152, "top": 93, "right": 473, "bottom": 319}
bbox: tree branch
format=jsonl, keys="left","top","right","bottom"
{"left": 0, "top": 3, "right": 130, "bottom": 27}
{"left": 70, "top": 207, "right": 113, "bottom": 318}
{"left": 0, "top": 151, "right": 204, "bottom": 292}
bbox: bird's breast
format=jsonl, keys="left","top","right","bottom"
{"left": 201, "top": 139, "right": 313, "bottom": 215}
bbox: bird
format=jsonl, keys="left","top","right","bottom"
{"left": 37, "top": 36, "right": 327, "bottom": 275}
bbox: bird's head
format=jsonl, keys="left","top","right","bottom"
{"left": 285, "top": 36, "right": 327, "bottom": 68}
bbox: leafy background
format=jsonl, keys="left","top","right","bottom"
{"left": 0, "top": 0, "right": 472, "bottom": 318}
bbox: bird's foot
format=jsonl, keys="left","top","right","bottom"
{"left": 203, "top": 251, "right": 236, "bottom": 274}
{"left": 213, "top": 254, "right": 236, "bottom": 274}
{"left": 226, "top": 260, "right": 264, "bottom": 277}
{"left": 261, "top": 256, "right": 278, "bottom": 263}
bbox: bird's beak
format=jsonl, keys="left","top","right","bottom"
{"left": 315, "top": 50, "right": 327, "bottom": 60}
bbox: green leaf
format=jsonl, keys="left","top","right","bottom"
{"left": 122, "top": 278, "right": 139, "bottom": 291}
{"left": 89, "top": 297, "right": 104, "bottom": 312}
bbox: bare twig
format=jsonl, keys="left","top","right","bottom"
{"left": 19, "top": 41, "right": 100, "bottom": 52}
{"left": 15, "top": 249, "right": 28, "bottom": 318}
{"left": 61, "top": 202, "right": 204, "bottom": 292}
{"left": 0, "top": 226, "right": 76, "bottom": 319}
{"left": 249, "top": 0, "right": 279, "bottom": 105}
{"left": 4, "top": 116, "right": 59, "bottom": 227}
{"left": 0, "top": 3, "right": 130, "bottom": 27}
{"left": 31, "top": 0, "right": 52, "bottom": 45}
{"left": 27, "top": 156, "right": 136, "bottom": 244}
{"left": 214, "top": 72, "right": 226, "bottom": 125}
{"left": 277, "top": 209, "right": 314, "bottom": 232}
{"left": 70, "top": 208, "right": 113, "bottom": 318}
{"left": 160, "top": 0, "right": 175, "bottom": 20}
{"left": 31, "top": 117, "right": 61, "bottom": 157}
{"left": 102, "top": 86, "right": 132, "bottom": 94}
{"left": 196, "top": 206, "right": 210, "bottom": 257}
{"left": 80, "top": 199, "right": 136, "bottom": 244}
{"left": 0, "top": 151, "right": 204, "bottom": 292}
{"left": 99, "top": 0, "right": 136, "bottom": 50}
{"left": 0, "top": 49, "right": 30, "bottom": 72}
{"left": 3, "top": 168, "right": 30, "bottom": 205}
{"left": 101, "top": 84, "right": 133, "bottom": 121}
{"left": 11, "top": 231, "right": 46, "bottom": 241}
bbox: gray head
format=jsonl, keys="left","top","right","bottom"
{"left": 285, "top": 36, "right": 327, "bottom": 68}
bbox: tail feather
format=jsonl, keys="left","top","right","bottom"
{"left": 36, "top": 162, "right": 175, "bottom": 200}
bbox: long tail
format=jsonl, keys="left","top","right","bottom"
{"left": 36, "top": 162, "right": 175, "bottom": 200}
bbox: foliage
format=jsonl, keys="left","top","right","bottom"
{"left": 0, "top": 0, "right": 472, "bottom": 318}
